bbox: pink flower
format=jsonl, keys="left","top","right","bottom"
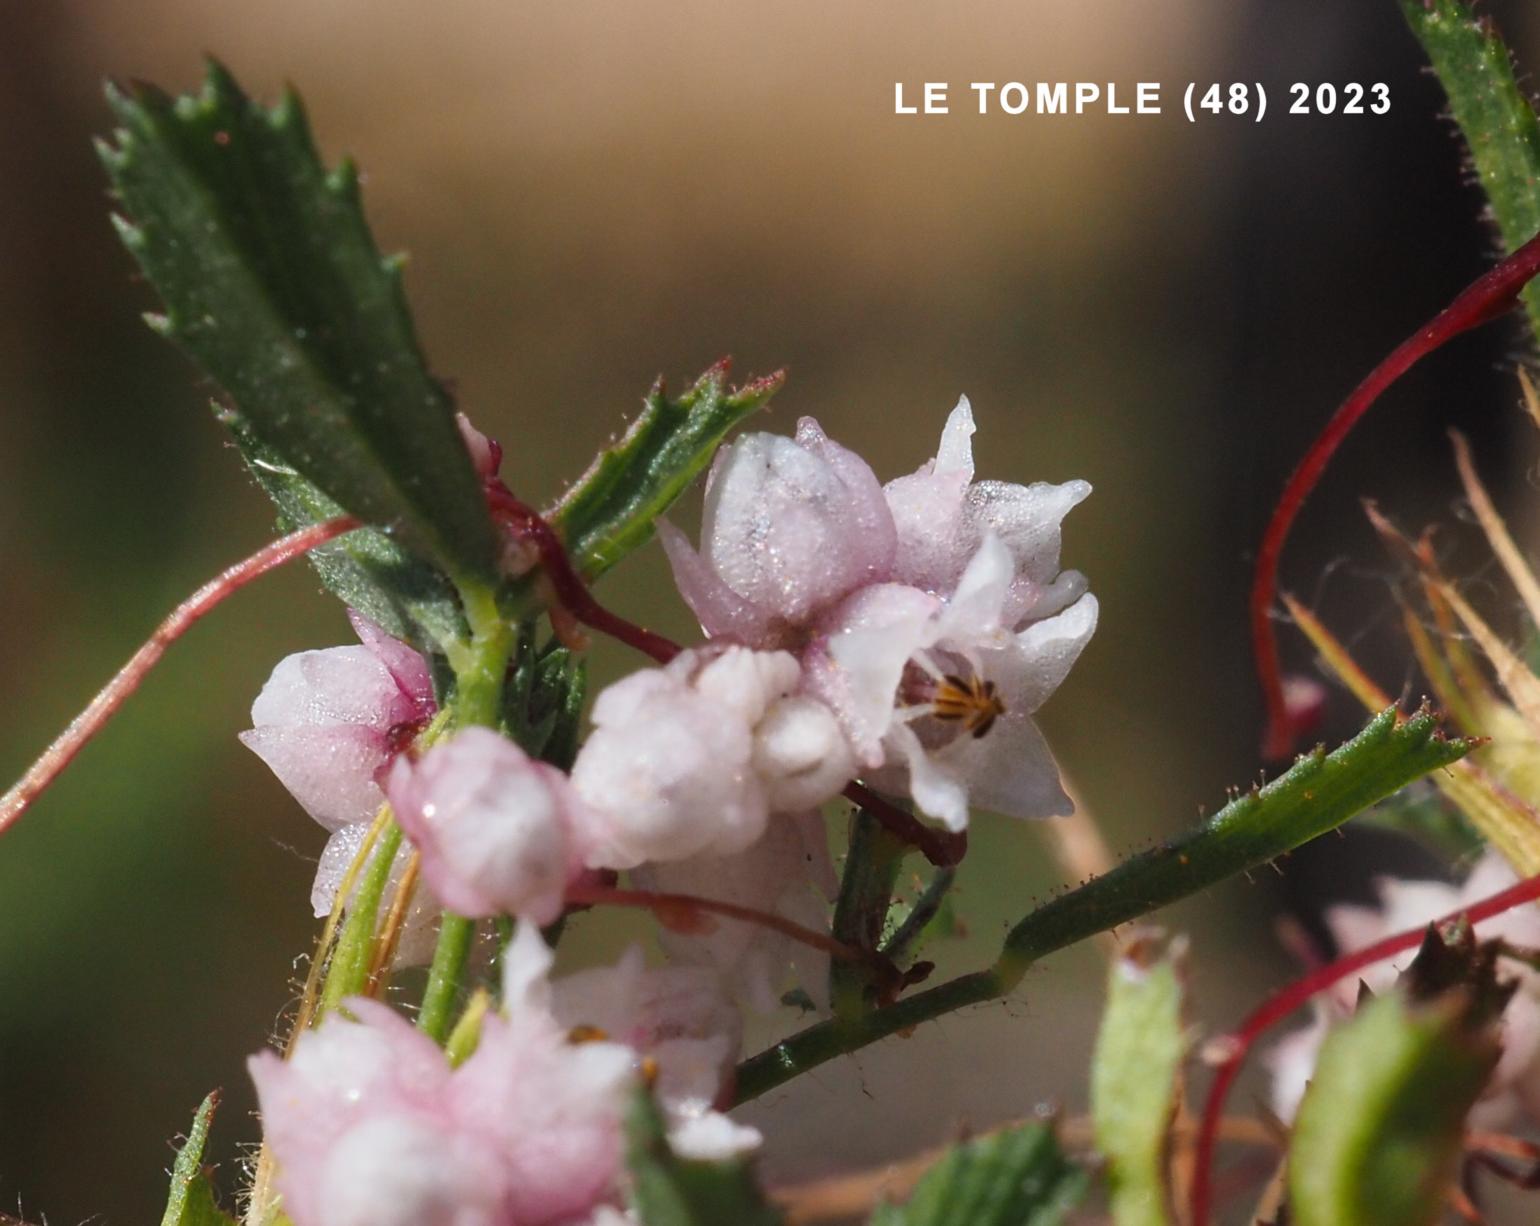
{"left": 659, "top": 418, "right": 897, "bottom": 647}
{"left": 633, "top": 810, "right": 837, "bottom": 1012}
{"left": 659, "top": 401, "right": 1095, "bottom": 831}
{"left": 249, "top": 998, "right": 507, "bottom": 1226}
{"left": 882, "top": 397, "right": 1090, "bottom": 625}
{"left": 251, "top": 927, "right": 651, "bottom": 1226}
{"left": 240, "top": 610, "right": 435, "bottom": 832}
{"left": 386, "top": 728, "right": 590, "bottom": 924}
{"left": 1267, "top": 852, "right": 1540, "bottom": 1128}
{"left": 572, "top": 646, "right": 855, "bottom": 869}
{"left": 551, "top": 946, "right": 761, "bottom": 1159}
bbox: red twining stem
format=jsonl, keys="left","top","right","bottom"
{"left": 0, "top": 515, "right": 361, "bottom": 838}
{"left": 1190, "top": 868, "right": 1540, "bottom": 1226}
{"left": 845, "top": 780, "right": 968, "bottom": 868}
{"left": 564, "top": 881, "right": 875, "bottom": 966}
{"left": 1253, "top": 228, "right": 1540, "bottom": 760}
{"left": 486, "top": 487, "right": 680, "bottom": 664}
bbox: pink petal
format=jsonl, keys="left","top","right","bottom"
{"left": 691, "top": 424, "right": 896, "bottom": 632}
{"left": 658, "top": 520, "right": 776, "bottom": 643}
{"left": 387, "top": 727, "right": 580, "bottom": 923}
{"left": 239, "top": 724, "right": 391, "bottom": 832}
{"left": 348, "top": 610, "right": 435, "bottom": 714}
{"left": 250, "top": 645, "right": 417, "bottom": 732}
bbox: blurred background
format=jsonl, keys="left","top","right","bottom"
{"left": 4, "top": 0, "right": 1540, "bottom": 1219}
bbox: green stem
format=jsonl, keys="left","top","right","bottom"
{"left": 319, "top": 822, "right": 404, "bottom": 1017}
{"left": 828, "top": 807, "right": 907, "bottom": 1020}
{"left": 446, "top": 578, "right": 516, "bottom": 729}
{"left": 419, "top": 914, "right": 478, "bottom": 1042}
{"left": 880, "top": 866, "right": 957, "bottom": 963}
{"left": 417, "top": 575, "right": 517, "bottom": 1042}
{"left": 736, "top": 970, "right": 1004, "bottom": 1102}
{"left": 733, "top": 708, "right": 1470, "bottom": 1102}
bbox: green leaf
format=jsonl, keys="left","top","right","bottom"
{"left": 870, "top": 1122, "right": 1087, "bottom": 1226}
{"left": 625, "top": 1089, "right": 784, "bottom": 1226}
{"left": 99, "top": 61, "right": 496, "bottom": 582}
{"left": 161, "top": 1091, "right": 238, "bottom": 1226}
{"left": 1402, "top": 0, "right": 1540, "bottom": 338}
{"left": 998, "top": 706, "right": 1473, "bottom": 975}
{"left": 1090, "top": 934, "right": 1187, "bottom": 1226}
{"left": 228, "top": 416, "right": 467, "bottom": 652}
{"left": 550, "top": 360, "right": 784, "bottom": 581}
{"left": 501, "top": 628, "right": 588, "bottom": 769}
{"left": 1287, "top": 930, "right": 1505, "bottom": 1226}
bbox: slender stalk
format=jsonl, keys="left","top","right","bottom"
{"left": 735, "top": 969, "right": 1004, "bottom": 1102}
{"left": 1252, "top": 226, "right": 1540, "bottom": 759}
{"left": 0, "top": 515, "right": 360, "bottom": 837}
{"left": 844, "top": 781, "right": 966, "bottom": 868}
{"left": 366, "top": 850, "right": 422, "bottom": 995}
{"left": 286, "top": 806, "right": 390, "bottom": 1048}
{"left": 879, "top": 866, "right": 957, "bottom": 963}
{"left": 418, "top": 914, "right": 478, "bottom": 1043}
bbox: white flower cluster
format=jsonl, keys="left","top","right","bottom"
{"left": 239, "top": 399, "right": 1096, "bottom": 1225}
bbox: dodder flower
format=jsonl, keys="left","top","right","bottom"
{"left": 250, "top": 925, "right": 751, "bottom": 1226}
{"left": 571, "top": 645, "right": 855, "bottom": 868}
{"left": 662, "top": 398, "right": 1096, "bottom": 829}
{"left": 240, "top": 610, "right": 435, "bottom": 833}
{"left": 386, "top": 728, "right": 591, "bottom": 924}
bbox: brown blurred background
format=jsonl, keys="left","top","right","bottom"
{"left": 4, "top": 0, "right": 1540, "bottom": 1219}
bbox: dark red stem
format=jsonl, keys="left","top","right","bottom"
{"left": 486, "top": 487, "right": 679, "bottom": 664}
{"left": 1191, "top": 867, "right": 1540, "bottom": 1226}
{"left": 1253, "top": 228, "right": 1540, "bottom": 760}
{"left": 564, "top": 881, "right": 877, "bottom": 967}
{"left": 0, "top": 515, "right": 362, "bottom": 838}
{"left": 845, "top": 780, "right": 968, "bottom": 868}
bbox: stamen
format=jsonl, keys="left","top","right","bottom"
{"left": 567, "top": 1024, "right": 610, "bottom": 1044}
{"left": 918, "top": 672, "right": 1007, "bottom": 739}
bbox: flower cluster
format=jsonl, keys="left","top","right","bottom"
{"left": 249, "top": 924, "right": 751, "bottom": 1226}
{"left": 1267, "top": 852, "right": 1540, "bottom": 1128}
{"left": 240, "top": 400, "right": 1095, "bottom": 1223}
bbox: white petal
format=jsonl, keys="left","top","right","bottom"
{"left": 947, "top": 711, "right": 1072, "bottom": 820}
{"left": 817, "top": 584, "right": 939, "bottom": 762}
{"left": 240, "top": 724, "right": 389, "bottom": 832}
{"left": 697, "top": 425, "right": 896, "bottom": 626}
{"left": 501, "top": 920, "right": 557, "bottom": 1016}
{"left": 657, "top": 520, "right": 775, "bottom": 644}
{"left": 932, "top": 534, "right": 1014, "bottom": 648}
{"left": 934, "top": 395, "right": 977, "bottom": 476}
{"left": 963, "top": 478, "right": 1091, "bottom": 586}
{"left": 1003, "top": 593, "right": 1099, "bottom": 714}
{"left": 887, "top": 722, "right": 971, "bottom": 830}
{"left": 753, "top": 695, "right": 858, "bottom": 812}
